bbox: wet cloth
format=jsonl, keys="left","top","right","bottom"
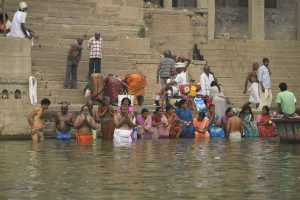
{"left": 136, "top": 114, "right": 153, "bottom": 140}
{"left": 113, "top": 129, "right": 132, "bottom": 147}
{"left": 229, "top": 131, "right": 242, "bottom": 142}
{"left": 176, "top": 108, "right": 195, "bottom": 138}
{"left": 56, "top": 130, "right": 71, "bottom": 140}
{"left": 242, "top": 114, "right": 259, "bottom": 137}
{"left": 257, "top": 114, "right": 277, "bottom": 137}
{"left": 76, "top": 133, "right": 93, "bottom": 143}
{"left": 193, "top": 117, "right": 210, "bottom": 140}
{"left": 206, "top": 113, "right": 225, "bottom": 138}
{"left": 248, "top": 82, "right": 260, "bottom": 104}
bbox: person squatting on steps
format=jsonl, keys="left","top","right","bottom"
{"left": 64, "top": 38, "right": 83, "bottom": 89}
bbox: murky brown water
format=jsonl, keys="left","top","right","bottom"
{"left": 0, "top": 138, "right": 300, "bottom": 199}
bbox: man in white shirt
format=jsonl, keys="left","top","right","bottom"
{"left": 159, "top": 67, "right": 184, "bottom": 106}
{"left": 257, "top": 58, "right": 272, "bottom": 111}
{"left": 200, "top": 65, "right": 215, "bottom": 96}
{"left": 10, "top": 2, "right": 37, "bottom": 40}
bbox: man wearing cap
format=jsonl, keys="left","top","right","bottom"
{"left": 10, "top": 2, "right": 38, "bottom": 39}
{"left": 199, "top": 65, "right": 215, "bottom": 96}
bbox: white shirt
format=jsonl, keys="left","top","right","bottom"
{"left": 177, "top": 71, "right": 187, "bottom": 84}
{"left": 200, "top": 72, "right": 214, "bottom": 96}
{"left": 258, "top": 65, "right": 271, "bottom": 89}
{"left": 167, "top": 74, "right": 184, "bottom": 86}
{"left": 10, "top": 11, "right": 27, "bottom": 38}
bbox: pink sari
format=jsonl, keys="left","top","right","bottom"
{"left": 152, "top": 113, "right": 170, "bottom": 139}
{"left": 136, "top": 114, "right": 153, "bottom": 140}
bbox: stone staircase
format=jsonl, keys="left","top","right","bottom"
{"left": 4, "top": 0, "right": 147, "bottom": 104}
{"left": 201, "top": 39, "right": 300, "bottom": 108}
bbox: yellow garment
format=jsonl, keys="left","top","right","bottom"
{"left": 190, "top": 85, "right": 197, "bottom": 97}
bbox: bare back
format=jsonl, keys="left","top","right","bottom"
{"left": 227, "top": 116, "right": 242, "bottom": 134}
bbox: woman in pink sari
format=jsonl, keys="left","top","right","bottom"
{"left": 151, "top": 107, "right": 170, "bottom": 139}
{"left": 257, "top": 106, "right": 277, "bottom": 137}
{"left": 193, "top": 111, "right": 210, "bottom": 140}
{"left": 136, "top": 108, "right": 153, "bottom": 140}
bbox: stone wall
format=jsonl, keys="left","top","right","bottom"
{"left": 144, "top": 10, "right": 194, "bottom": 57}
{"left": 0, "top": 37, "right": 32, "bottom": 137}
{"left": 215, "top": 0, "right": 298, "bottom": 40}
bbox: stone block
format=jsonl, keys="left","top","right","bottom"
{"left": 0, "top": 37, "right": 31, "bottom": 57}
{"left": 125, "top": 0, "right": 143, "bottom": 7}
{"left": 120, "top": 38, "right": 150, "bottom": 53}
{"left": 119, "top": 6, "right": 140, "bottom": 19}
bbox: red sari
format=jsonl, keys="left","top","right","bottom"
{"left": 257, "top": 114, "right": 277, "bottom": 137}
{"left": 165, "top": 112, "right": 182, "bottom": 139}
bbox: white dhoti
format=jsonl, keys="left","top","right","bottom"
{"left": 113, "top": 129, "right": 132, "bottom": 147}
{"left": 229, "top": 132, "right": 242, "bottom": 142}
{"left": 167, "top": 86, "right": 179, "bottom": 96}
{"left": 248, "top": 83, "right": 260, "bottom": 104}
{"left": 258, "top": 88, "right": 272, "bottom": 111}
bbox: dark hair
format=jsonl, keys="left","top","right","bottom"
{"left": 211, "top": 81, "right": 221, "bottom": 92}
{"left": 208, "top": 104, "right": 215, "bottom": 109}
{"left": 263, "top": 58, "right": 269, "bottom": 63}
{"left": 241, "top": 105, "right": 254, "bottom": 121}
{"left": 41, "top": 98, "right": 51, "bottom": 105}
{"left": 121, "top": 97, "right": 131, "bottom": 105}
{"left": 262, "top": 106, "right": 270, "bottom": 115}
{"left": 166, "top": 104, "right": 174, "bottom": 111}
{"left": 155, "top": 106, "right": 162, "bottom": 112}
{"left": 225, "top": 107, "right": 232, "bottom": 114}
{"left": 141, "top": 108, "right": 149, "bottom": 113}
{"left": 279, "top": 82, "right": 287, "bottom": 92}
{"left": 198, "top": 111, "right": 206, "bottom": 118}
{"left": 178, "top": 98, "right": 187, "bottom": 108}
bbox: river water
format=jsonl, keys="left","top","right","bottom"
{"left": 0, "top": 138, "right": 300, "bottom": 199}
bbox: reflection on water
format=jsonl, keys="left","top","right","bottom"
{"left": 0, "top": 138, "right": 300, "bottom": 199}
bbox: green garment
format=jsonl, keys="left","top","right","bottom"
{"left": 276, "top": 90, "right": 296, "bottom": 114}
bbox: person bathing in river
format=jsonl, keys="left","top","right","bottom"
{"left": 225, "top": 107, "right": 243, "bottom": 142}
{"left": 74, "top": 105, "right": 97, "bottom": 143}
{"left": 114, "top": 104, "right": 136, "bottom": 146}
{"left": 55, "top": 102, "right": 73, "bottom": 140}
{"left": 27, "top": 98, "right": 51, "bottom": 141}
{"left": 98, "top": 96, "right": 115, "bottom": 141}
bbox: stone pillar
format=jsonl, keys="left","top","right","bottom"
{"left": 207, "top": 0, "right": 215, "bottom": 40}
{"left": 164, "top": 0, "right": 173, "bottom": 9}
{"left": 297, "top": 0, "right": 300, "bottom": 40}
{"left": 248, "top": 0, "right": 265, "bottom": 40}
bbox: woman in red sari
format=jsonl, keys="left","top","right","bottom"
{"left": 165, "top": 104, "right": 182, "bottom": 139}
{"left": 257, "top": 106, "right": 277, "bottom": 137}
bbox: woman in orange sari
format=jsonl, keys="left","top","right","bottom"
{"left": 193, "top": 111, "right": 210, "bottom": 140}
{"left": 257, "top": 106, "right": 277, "bottom": 137}
{"left": 165, "top": 104, "right": 182, "bottom": 139}
{"left": 122, "top": 73, "right": 146, "bottom": 106}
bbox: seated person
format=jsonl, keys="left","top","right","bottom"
{"left": 276, "top": 82, "right": 297, "bottom": 116}
{"left": 74, "top": 105, "right": 97, "bottom": 143}
{"left": 0, "top": 11, "right": 11, "bottom": 33}
{"left": 159, "top": 67, "right": 184, "bottom": 106}
{"left": 114, "top": 104, "right": 136, "bottom": 146}
{"left": 206, "top": 104, "right": 225, "bottom": 138}
{"left": 136, "top": 108, "right": 153, "bottom": 140}
{"left": 152, "top": 107, "right": 169, "bottom": 139}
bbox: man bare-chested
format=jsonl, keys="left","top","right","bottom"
{"left": 226, "top": 107, "right": 243, "bottom": 142}
{"left": 56, "top": 102, "right": 73, "bottom": 140}
{"left": 27, "top": 98, "right": 51, "bottom": 141}
{"left": 242, "top": 62, "right": 260, "bottom": 108}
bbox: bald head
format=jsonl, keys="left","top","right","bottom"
{"left": 61, "top": 102, "right": 69, "bottom": 114}
{"left": 204, "top": 65, "right": 210, "bottom": 75}
{"left": 252, "top": 62, "right": 259, "bottom": 70}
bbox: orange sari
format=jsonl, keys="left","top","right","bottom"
{"left": 193, "top": 117, "right": 210, "bottom": 140}
{"left": 122, "top": 73, "right": 146, "bottom": 105}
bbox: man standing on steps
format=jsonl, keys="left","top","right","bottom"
{"left": 200, "top": 65, "right": 215, "bottom": 96}
{"left": 88, "top": 32, "right": 103, "bottom": 78}
{"left": 258, "top": 58, "right": 272, "bottom": 111}
{"left": 64, "top": 37, "right": 83, "bottom": 89}
{"left": 242, "top": 62, "right": 260, "bottom": 109}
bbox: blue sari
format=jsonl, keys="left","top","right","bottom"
{"left": 206, "top": 112, "right": 225, "bottom": 138}
{"left": 242, "top": 114, "right": 259, "bottom": 137}
{"left": 176, "top": 108, "right": 195, "bottom": 138}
